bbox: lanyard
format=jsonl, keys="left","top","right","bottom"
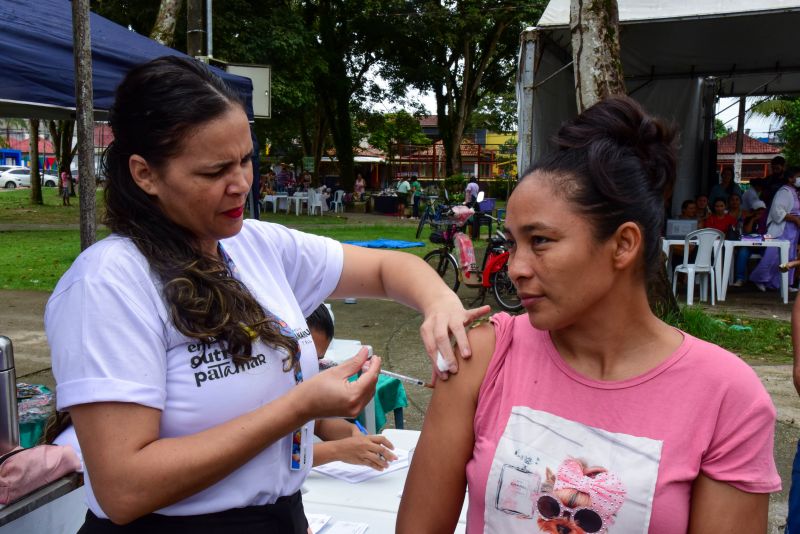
{"left": 217, "top": 243, "right": 308, "bottom": 470}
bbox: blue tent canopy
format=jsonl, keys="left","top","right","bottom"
{"left": 0, "top": 0, "right": 254, "bottom": 120}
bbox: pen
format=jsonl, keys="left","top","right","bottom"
{"left": 353, "top": 419, "right": 369, "bottom": 435}
{"left": 380, "top": 369, "right": 434, "bottom": 388}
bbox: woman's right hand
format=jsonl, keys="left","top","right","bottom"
{"left": 296, "top": 347, "right": 380, "bottom": 419}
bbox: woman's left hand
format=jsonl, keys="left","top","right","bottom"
{"left": 419, "top": 296, "right": 490, "bottom": 381}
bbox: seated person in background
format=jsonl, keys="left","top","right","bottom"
{"left": 732, "top": 200, "right": 768, "bottom": 287}
{"left": 679, "top": 199, "right": 697, "bottom": 219}
{"left": 306, "top": 304, "right": 397, "bottom": 470}
{"left": 728, "top": 192, "right": 743, "bottom": 222}
{"left": 695, "top": 193, "right": 711, "bottom": 222}
{"left": 702, "top": 198, "right": 737, "bottom": 233}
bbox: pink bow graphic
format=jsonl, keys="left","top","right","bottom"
{"left": 552, "top": 458, "right": 627, "bottom": 525}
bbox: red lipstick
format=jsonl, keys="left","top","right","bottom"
{"left": 222, "top": 206, "right": 244, "bottom": 218}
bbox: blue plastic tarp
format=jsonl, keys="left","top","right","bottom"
{"left": 342, "top": 239, "right": 425, "bottom": 249}
{"left": 0, "top": 0, "right": 253, "bottom": 120}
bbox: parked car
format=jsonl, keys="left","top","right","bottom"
{"left": 1, "top": 173, "right": 22, "bottom": 188}
{"left": 0, "top": 167, "right": 29, "bottom": 188}
{"left": 0, "top": 167, "right": 59, "bottom": 188}
{"left": 42, "top": 170, "right": 59, "bottom": 187}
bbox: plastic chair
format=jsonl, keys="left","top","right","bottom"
{"left": 672, "top": 228, "right": 724, "bottom": 306}
{"left": 331, "top": 190, "right": 345, "bottom": 213}
{"left": 307, "top": 188, "right": 325, "bottom": 215}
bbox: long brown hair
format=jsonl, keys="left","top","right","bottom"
{"left": 103, "top": 56, "right": 298, "bottom": 365}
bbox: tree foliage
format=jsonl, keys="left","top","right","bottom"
{"left": 365, "top": 110, "right": 430, "bottom": 153}
{"left": 380, "top": 1, "right": 545, "bottom": 176}
{"left": 779, "top": 100, "right": 800, "bottom": 166}
{"left": 714, "top": 118, "right": 730, "bottom": 139}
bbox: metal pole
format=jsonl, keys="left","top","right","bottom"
{"left": 206, "top": 0, "right": 213, "bottom": 57}
{"left": 187, "top": 0, "right": 204, "bottom": 57}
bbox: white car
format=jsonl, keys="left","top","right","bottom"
{"left": 0, "top": 167, "right": 25, "bottom": 189}
{"left": 0, "top": 167, "right": 57, "bottom": 188}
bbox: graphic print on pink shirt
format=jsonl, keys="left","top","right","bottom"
{"left": 485, "top": 407, "right": 661, "bottom": 533}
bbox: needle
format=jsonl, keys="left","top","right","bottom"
{"left": 380, "top": 369, "right": 433, "bottom": 388}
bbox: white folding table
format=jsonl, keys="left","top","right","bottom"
{"left": 287, "top": 193, "right": 308, "bottom": 215}
{"left": 262, "top": 194, "right": 288, "bottom": 213}
{"left": 302, "top": 429, "right": 468, "bottom": 533}
{"left": 718, "top": 239, "right": 790, "bottom": 304}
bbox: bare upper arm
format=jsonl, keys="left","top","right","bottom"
{"left": 397, "top": 322, "right": 496, "bottom": 533}
{"left": 70, "top": 403, "right": 161, "bottom": 501}
{"left": 688, "top": 473, "right": 769, "bottom": 534}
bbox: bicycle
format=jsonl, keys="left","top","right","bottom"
{"left": 423, "top": 212, "right": 522, "bottom": 312}
{"left": 415, "top": 191, "right": 456, "bottom": 238}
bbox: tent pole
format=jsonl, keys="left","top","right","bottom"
{"left": 699, "top": 77, "right": 717, "bottom": 199}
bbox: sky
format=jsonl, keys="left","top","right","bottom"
{"left": 716, "top": 97, "right": 782, "bottom": 139}
{"left": 379, "top": 85, "right": 784, "bottom": 139}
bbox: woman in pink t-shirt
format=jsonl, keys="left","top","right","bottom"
{"left": 398, "top": 96, "right": 780, "bottom": 533}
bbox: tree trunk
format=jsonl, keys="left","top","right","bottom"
{"left": 570, "top": 0, "right": 678, "bottom": 318}
{"left": 570, "top": 0, "right": 626, "bottom": 111}
{"left": 72, "top": 0, "right": 97, "bottom": 251}
{"left": 311, "top": 106, "right": 328, "bottom": 185}
{"left": 29, "top": 120, "right": 42, "bottom": 205}
{"left": 150, "top": 0, "right": 181, "bottom": 47}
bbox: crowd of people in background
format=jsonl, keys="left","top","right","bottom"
{"left": 676, "top": 155, "right": 800, "bottom": 290}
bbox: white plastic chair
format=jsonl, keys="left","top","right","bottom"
{"left": 672, "top": 228, "right": 724, "bottom": 306}
{"left": 307, "top": 188, "right": 325, "bottom": 215}
{"left": 331, "top": 190, "right": 345, "bottom": 213}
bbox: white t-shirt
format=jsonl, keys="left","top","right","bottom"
{"left": 46, "top": 219, "right": 344, "bottom": 518}
{"left": 465, "top": 182, "right": 479, "bottom": 203}
{"left": 742, "top": 186, "right": 760, "bottom": 212}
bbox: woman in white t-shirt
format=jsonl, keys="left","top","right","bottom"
{"left": 45, "top": 56, "right": 487, "bottom": 533}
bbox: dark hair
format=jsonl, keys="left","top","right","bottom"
{"left": 523, "top": 95, "right": 677, "bottom": 280}
{"left": 103, "top": 56, "right": 298, "bottom": 367}
{"left": 469, "top": 176, "right": 477, "bottom": 183}
{"left": 773, "top": 155, "right": 786, "bottom": 165}
{"left": 681, "top": 199, "right": 695, "bottom": 211}
{"left": 728, "top": 192, "right": 741, "bottom": 202}
{"left": 305, "top": 304, "right": 334, "bottom": 341}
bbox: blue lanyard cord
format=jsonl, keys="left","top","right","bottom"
{"left": 217, "top": 244, "right": 306, "bottom": 468}
{"left": 217, "top": 243, "right": 302, "bottom": 382}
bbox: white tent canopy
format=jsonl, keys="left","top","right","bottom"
{"left": 517, "top": 0, "right": 800, "bottom": 214}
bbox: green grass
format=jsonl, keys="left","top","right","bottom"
{"left": 667, "top": 307, "right": 792, "bottom": 365}
{"left": 0, "top": 229, "right": 110, "bottom": 290}
{"left": 0, "top": 189, "right": 104, "bottom": 225}
{"left": 1, "top": 192, "right": 791, "bottom": 367}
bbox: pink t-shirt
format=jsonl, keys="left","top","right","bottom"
{"left": 465, "top": 313, "right": 780, "bottom": 533}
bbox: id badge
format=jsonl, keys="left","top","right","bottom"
{"left": 289, "top": 425, "right": 309, "bottom": 470}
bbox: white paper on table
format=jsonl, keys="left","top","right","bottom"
{"left": 307, "top": 513, "right": 333, "bottom": 533}
{"left": 312, "top": 448, "right": 409, "bottom": 483}
{"left": 320, "top": 521, "right": 369, "bottom": 534}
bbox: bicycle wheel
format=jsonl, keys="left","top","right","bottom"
{"left": 492, "top": 266, "right": 522, "bottom": 312}
{"left": 416, "top": 210, "right": 430, "bottom": 239}
{"left": 424, "top": 250, "right": 460, "bottom": 293}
